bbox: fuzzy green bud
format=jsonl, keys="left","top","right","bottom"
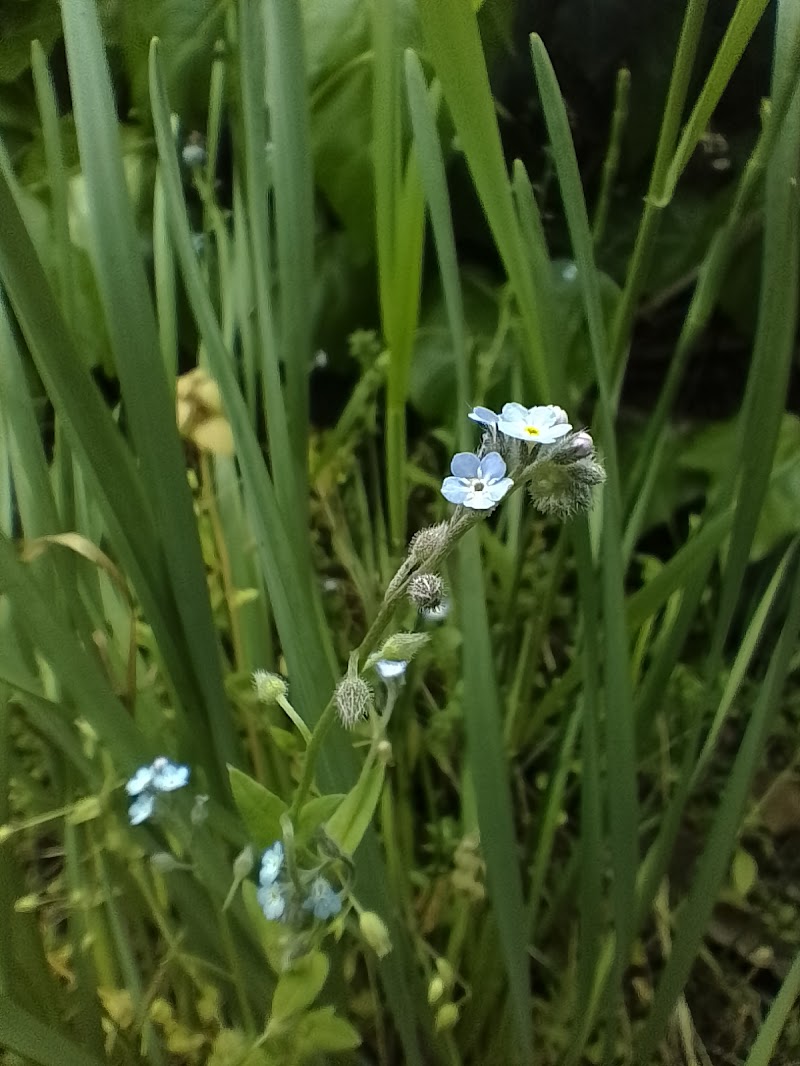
{"left": 527, "top": 454, "right": 606, "bottom": 520}
{"left": 369, "top": 631, "right": 429, "bottom": 667}
{"left": 252, "top": 670, "right": 288, "bottom": 705}
{"left": 334, "top": 675, "right": 373, "bottom": 729}
{"left": 408, "top": 573, "right": 445, "bottom": 612}
{"left": 409, "top": 522, "right": 450, "bottom": 562}
{"left": 359, "top": 911, "right": 393, "bottom": 958}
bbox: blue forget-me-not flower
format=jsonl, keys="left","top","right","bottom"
{"left": 303, "top": 876, "right": 342, "bottom": 920}
{"left": 260, "top": 842, "right": 284, "bottom": 885}
{"left": 125, "top": 757, "right": 190, "bottom": 826}
{"left": 496, "top": 403, "right": 571, "bottom": 444}
{"left": 258, "top": 883, "right": 287, "bottom": 921}
{"left": 440, "top": 452, "right": 513, "bottom": 510}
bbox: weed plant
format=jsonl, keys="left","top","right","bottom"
{"left": 0, "top": 0, "right": 799, "bottom": 1064}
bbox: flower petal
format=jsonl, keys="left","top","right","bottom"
{"left": 441, "top": 476, "right": 470, "bottom": 505}
{"left": 126, "top": 766, "right": 154, "bottom": 796}
{"left": 128, "top": 793, "right": 155, "bottom": 826}
{"left": 500, "top": 402, "right": 528, "bottom": 420}
{"left": 450, "top": 452, "right": 480, "bottom": 478}
{"left": 467, "top": 406, "right": 499, "bottom": 426}
{"left": 484, "top": 477, "right": 514, "bottom": 504}
{"left": 477, "top": 451, "right": 506, "bottom": 481}
{"left": 151, "top": 759, "right": 190, "bottom": 792}
{"left": 462, "top": 487, "right": 498, "bottom": 510}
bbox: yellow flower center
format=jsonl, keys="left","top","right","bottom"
{"left": 525, "top": 425, "right": 540, "bottom": 437}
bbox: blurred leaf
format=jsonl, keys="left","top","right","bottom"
{"left": 296, "top": 794, "right": 344, "bottom": 844}
{"left": 731, "top": 848, "right": 758, "bottom": 897}
{"left": 295, "top": 1006, "right": 361, "bottom": 1054}
{"left": 229, "top": 767, "right": 287, "bottom": 848}
{"left": 679, "top": 414, "right": 800, "bottom": 559}
{"left": 120, "top": 0, "right": 224, "bottom": 123}
{"left": 0, "top": 0, "right": 61, "bottom": 82}
{"left": 324, "top": 760, "right": 384, "bottom": 856}
{"left": 270, "top": 952, "right": 329, "bottom": 1022}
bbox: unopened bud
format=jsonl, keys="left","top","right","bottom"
{"left": 527, "top": 453, "right": 605, "bottom": 520}
{"left": 334, "top": 676, "right": 373, "bottom": 729}
{"left": 190, "top": 794, "right": 209, "bottom": 826}
{"left": 428, "top": 976, "right": 445, "bottom": 1005}
{"left": 150, "top": 852, "right": 185, "bottom": 874}
{"left": 409, "top": 522, "right": 450, "bottom": 562}
{"left": 565, "top": 430, "right": 594, "bottom": 459}
{"left": 372, "top": 631, "right": 429, "bottom": 665}
{"left": 182, "top": 132, "right": 207, "bottom": 169}
{"left": 376, "top": 739, "right": 394, "bottom": 766}
{"left": 435, "top": 1003, "right": 460, "bottom": 1032}
{"left": 359, "top": 911, "right": 393, "bottom": 958}
{"left": 252, "top": 670, "right": 288, "bottom": 705}
{"left": 233, "top": 845, "right": 255, "bottom": 881}
{"left": 408, "top": 573, "right": 445, "bottom": 613}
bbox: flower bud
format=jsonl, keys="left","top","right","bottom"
{"left": 409, "top": 522, "right": 450, "bottom": 562}
{"left": 233, "top": 845, "right": 255, "bottom": 881}
{"left": 359, "top": 911, "right": 393, "bottom": 958}
{"left": 527, "top": 454, "right": 606, "bottom": 520}
{"left": 408, "top": 573, "right": 445, "bottom": 613}
{"left": 372, "top": 631, "right": 429, "bottom": 664}
{"left": 565, "top": 430, "right": 594, "bottom": 459}
{"left": 182, "top": 132, "right": 207, "bottom": 169}
{"left": 252, "top": 670, "right": 288, "bottom": 705}
{"left": 376, "top": 739, "right": 394, "bottom": 766}
{"left": 190, "top": 794, "right": 209, "bottom": 826}
{"left": 334, "top": 676, "right": 373, "bottom": 729}
{"left": 435, "top": 1003, "right": 460, "bottom": 1032}
{"left": 428, "top": 976, "right": 445, "bottom": 1005}
{"left": 150, "top": 852, "right": 185, "bottom": 874}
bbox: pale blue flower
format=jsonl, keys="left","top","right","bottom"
{"left": 150, "top": 757, "right": 190, "bottom": 792}
{"left": 259, "top": 842, "right": 284, "bottom": 886}
{"left": 375, "top": 659, "right": 408, "bottom": 681}
{"left": 467, "top": 405, "right": 499, "bottom": 427}
{"left": 125, "top": 766, "right": 154, "bottom": 797}
{"left": 125, "top": 757, "right": 190, "bottom": 826}
{"left": 128, "top": 792, "right": 155, "bottom": 826}
{"left": 303, "top": 877, "right": 341, "bottom": 920}
{"left": 257, "top": 882, "right": 287, "bottom": 921}
{"left": 441, "top": 452, "right": 513, "bottom": 510}
{"left": 496, "top": 403, "right": 571, "bottom": 444}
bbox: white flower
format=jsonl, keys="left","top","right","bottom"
{"left": 128, "top": 793, "right": 155, "bottom": 825}
{"left": 259, "top": 842, "right": 284, "bottom": 886}
{"left": 257, "top": 883, "right": 287, "bottom": 921}
{"left": 496, "top": 403, "right": 572, "bottom": 444}
{"left": 440, "top": 452, "right": 513, "bottom": 510}
{"left": 375, "top": 659, "right": 408, "bottom": 681}
{"left": 467, "top": 406, "right": 499, "bottom": 427}
{"left": 125, "top": 766, "right": 154, "bottom": 797}
{"left": 150, "top": 758, "right": 190, "bottom": 792}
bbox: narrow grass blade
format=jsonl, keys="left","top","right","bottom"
{"left": 661, "top": 0, "right": 772, "bottom": 201}
{"left": 636, "top": 546, "right": 800, "bottom": 1059}
{"left": 743, "top": 946, "right": 800, "bottom": 1066}
{"left": 0, "top": 995, "right": 105, "bottom": 1066}
{"left": 61, "top": 0, "right": 239, "bottom": 778}
{"left": 530, "top": 33, "right": 639, "bottom": 988}
{"left": 417, "top": 0, "right": 549, "bottom": 397}
{"left": 708, "top": 0, "right": 800, "bottom": 670}
{"left": 264, "top": 0, "right": 314, "bottom": 481}
{"left": 458, "top": 531, "right": 534, "bottom": 1062}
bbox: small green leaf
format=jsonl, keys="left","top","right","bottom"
{"left": 295, "top": 1006, "right": 361, "bottom": 1054}
{"left": 296, "top": 794, "right": 345, "bottom": 844}
{"left": 270, "top": 952, "right": 329, "bottom": 1023}
{"left": 324, "top": 761, "right": 385, "bottom": 857}
{"left": 241, "top": 881, "right": 289, "bottom": 975}
{"left": 228, "top": 766, "right": 287, "bottom": 848}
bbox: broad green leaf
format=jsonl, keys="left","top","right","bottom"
{"left": 228, "top": 767, "right": 287, "bottom": 849}
{"left": 270, "top": 952, "right": 329, "bottom": 1023}
{"left": 325, "top": 761, "right": 385, "bottom": 856}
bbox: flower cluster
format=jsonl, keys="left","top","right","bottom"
{"left": 256, "top": 841, "right": 342, "bottom": 924}
{"left": 439, "top": 401, "right": 604, "bottom": 520}
{"left": 126, "top": 757, "right": 190, "bottom": 825}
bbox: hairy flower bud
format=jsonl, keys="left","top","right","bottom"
{"left": 409, "top": 522, "right": 450, "bottom": 562}
{"left": 334, "top": 676, "right": 373, "bottom": 729}
{"left": 359, "top": 911, "right": 393, "bottom": 958}
{"left": 369, "top": 632, "right": 429, "bottom": 668}
{"left": 252, "top": 670, "right": 288, "bottom": 705}
{"left": 435, "top": 1003, "right": 460, "bottom": 1032}
{"left": 527, "top": 454, "right": 606, "bottom": 520}
{"left": 408, "top": 573, "right": 445, "bottom": 613}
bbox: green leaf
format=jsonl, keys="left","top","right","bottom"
{"left": 228, "top": 767, "right": 287, "bottom": 849}
{"left": 296, "top": 795, "right": 345, "bottom": 844}
{"left": 270, "top": 952, "right": 329, "bottom": 1023}
{"left": 295, "top": 1006, "right": 361, "bottom": 1055}
{"left": 679, "top": 414, "right": 800, "bottom": 560}
{"left": 324, "top": 761, "right": 385, "bottom": 857}
{"left": 0, "top": 0, "right": 61, "bottom": 82}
